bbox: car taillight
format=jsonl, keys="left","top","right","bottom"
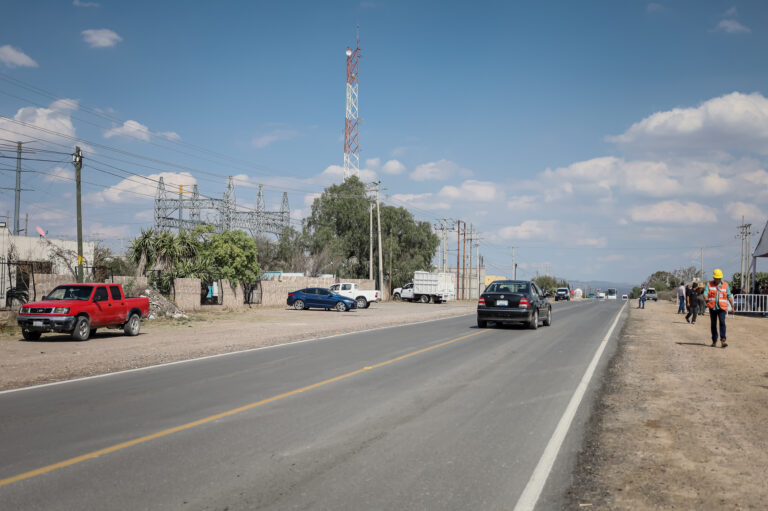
{"left": 519, "top": 297, "right": 529, "bottom": 308}
{"left": 288, "top": 293, "right": 294, "bottom": 297}
{"left": 478, "top": 296, "right": 485, "bottom": 306}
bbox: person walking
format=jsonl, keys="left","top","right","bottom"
{"left": 696, "top": 283, "right": 707, "bottom": 316}
{"left": 686, "top": 285, "right": 699, "bottom": 324}
{"left": 638, "top": 284, "right": 647, "bottom": 309}
{"left": 706, "top": 269, "right": 735, "bottom": 348}
{"left": 677, "top": 281, "right": 686, "bottom": 314}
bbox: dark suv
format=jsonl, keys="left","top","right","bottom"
{"left": 555, "top": 288, "right": 570, "bottom": 301}
{"left": 477, "top": 280, "right": 552, "bottom": 329}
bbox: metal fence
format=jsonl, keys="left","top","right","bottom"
{"left": 732, "top": 294, "right": 768, "bottom": 315}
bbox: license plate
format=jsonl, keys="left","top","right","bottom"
{"left": 33, "top": 321, "right": 43, "bottom": 327}
{"left": 496, "top": 300, "right": 508, "bottom": 306}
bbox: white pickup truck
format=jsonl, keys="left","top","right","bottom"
{"left": 392, "top": 271, "right": 455, "bottom": 304}
{"left": 328, "top": 282, "right": 381, "bottom": 309}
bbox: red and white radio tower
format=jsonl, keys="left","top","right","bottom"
{"left": 343, "top": 31, "right": 361, "bottom": 180}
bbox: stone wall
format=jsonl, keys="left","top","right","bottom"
{"left": 256, "top": 277, "right": 376, "bottom": 307}
{"left": 173, "top": 277, "right": 202, "bottom": 312}
{"left": 220, "top": 280, "right": 246, "bottom": 310}
{"left": 31, "top": 274, "right": 74, "bottom": 300}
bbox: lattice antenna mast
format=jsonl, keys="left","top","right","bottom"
{"left": 343, "top": 29, "right": 361, "bottom": 180}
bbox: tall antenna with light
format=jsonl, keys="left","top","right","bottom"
{"left": 343, "top": 26, "right": 361, "bottom": 180}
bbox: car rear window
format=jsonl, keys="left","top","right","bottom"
{"left": 486, "top": 282, "right": 530, "bottom": 294}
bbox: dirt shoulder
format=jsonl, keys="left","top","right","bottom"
{"left": 0, "top": 302, "right": 476, "bottom": 391}
{"left": 568, "top": 300, "right": 768, "bottom": 509}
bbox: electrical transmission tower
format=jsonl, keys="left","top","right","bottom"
{"left": 343, "top": 28, "right": 361, "bottom": 180}
{"left": 736, "top": 216, "right": 758, "bottom": 292}
{"left": 154, "top": 177, "right": 290, "bottom": 237}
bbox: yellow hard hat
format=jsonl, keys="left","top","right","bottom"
{"left": 713, "top": 268, "right": 723, "bottom": 279}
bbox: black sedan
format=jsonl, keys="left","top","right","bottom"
{"left": 476, "top": 280, "right": 552, "bottom": 329}
{"left": 287, "top": 288, "right": 357, "bottom": 312}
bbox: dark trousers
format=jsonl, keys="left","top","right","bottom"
{"left": 709, "top": 309, "right": 727, "bottom": 342}
{"left": 686, "top": 304, "right": 697, "bottom": 323}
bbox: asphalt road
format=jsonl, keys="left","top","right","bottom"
{"left": 0, "top": 299, "right": 626, "bottom": 510}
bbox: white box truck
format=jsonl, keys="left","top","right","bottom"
{"left": 392, "top": 271, "right": 455, "bottom": 304}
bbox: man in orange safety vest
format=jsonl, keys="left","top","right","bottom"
{"left": 706, "top": 268, "right": 734, "bottom": 348}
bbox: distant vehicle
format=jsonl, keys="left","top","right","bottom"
{"left": 477, "top": 280, "right": 552, "bottom": 329}
{"left": 392, "top": 271, "right": 455, "bottom": 304}
{"left": 606, "top": 288, "right": 617, "bottom": 300}
{"left": 554, "top": 288, "right": 571, "bottom": 301}
{"left": 287, "top": 288, "right": 356, "bottom": 312}
{"left": 621, "top": 294, "right": 628, "bottom": 300}
{"left": 328, "top": 282, "right": 381, "bottom": 309}
{"left": 646, "top": 288, "right": 658, "bottom": 301}
{"left": 597, "top": 292, "right": 606, "bottom": 300}
{"left": 17, "top": 283, "right": 149, "bottom": 341}
{"left": 587, "top": 293, "right": 596, "bottom": 299}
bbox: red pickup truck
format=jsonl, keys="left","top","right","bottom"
{"left": 17, "top": 283, "right": 150, "bottom": 341}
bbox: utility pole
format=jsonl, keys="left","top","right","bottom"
{"left": 14, "top": 142, "right": 21, "bottom": 235}
{"left": 388, "top": 231, "right": 393, "bottom": 297}
{"left": 468, "top": 224, "right": 473, "bottom": 299}
{"left": 736, "top": 218, "right": 758, "bottom": 292}
{"left": 511, "top": 247, "right": 516, "bottom": 279}
{"left": 699, "top": 247, "right": 704, "bottom": 282}
{"left": 443, "top": 219, "right": 448, "bottom": 272}
{"left": 456, "top": 220, "right": 461, "bottom": 299}
{"left": 73, "top": 146, "right": 84, "bottom": 283}
{"left": 475, "top": 231, "right": 480, "bottom": 299}
{"left": 369, "top": 202, "right": 373, "bottom": 280}
{"left": 462, "top": 222, "right": 467, "bottom": 300}
{"left": 375, "top": 181, "right": 384, "bottom": 295}
{"left": 25, "top": 213, "right": 28, "bottom": 237}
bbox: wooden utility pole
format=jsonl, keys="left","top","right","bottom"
{"left": 375, "top": 182, "right": 384, "bottom": 295}
{"left": 73, "top": 146, "right": 84, "bottom": 283}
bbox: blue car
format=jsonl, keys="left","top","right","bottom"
{"left": 287, "top": 288, "right": 357, "bottom": 312}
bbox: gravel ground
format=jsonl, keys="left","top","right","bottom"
{"left": 0, "top": 302, "right": 476, "bottom": 391}
{"left": 568, "top": 300, "right": 768, "bottom": 509}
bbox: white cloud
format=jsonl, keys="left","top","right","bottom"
{"left": 81, "top": 29, "right": 122, "bottom": 48}
{"left": 389, "top": 193, "right": 450, "bottom": 210}
{"left": 104, "top": 120, "right": 180, "bottom": 142}
{"left": 87, "top": 172, "right": 197, "bottom": 204}
{"left": 44, "top": 166, "right": 75, "bottom": 183}
{"left": 498, "top": 220, "right": 558, "bottom": 240}
{"left": 629, "top": 201, "right": 717, "bottom": 223}
{"left": 607, "top": 92, "right": 768, "bottom": 154}
{"left": 365, "top": 158, "right": 381, "bottom": 170}
{"left": 73, "top": 0, "right": 100, "bottom": 6}
{"left": 319, "top": 164, "right": 377, "bottom": 183}
{"left": 438, "top": 180, "right": 502, "bottom": 202}
{"left": 700, "top": 173, "right": 731, "bottom": 195}
{"left": 0, "top": 99, "right": 78, "bottom": 147}
{"left": 410, "top": 159, "right": 472, "bottom": 181}
{"left": 381, "top": 159, "right": 406, "bottom": 175}
{"left": 0, "top": 45, "right": 38, "bottom": 68}
{"left": 507, "top": 195, "right": 538, "bottom": 210}
{"left": 725, "top": 202, "right": 764, "bottom": 222}
{"left": 252, "top": 129, "right": 298, "bottom": 148}
{"left": 724, "top": 6, "right": 738, "bottom": 17}
{"left": 743, "top": 169, "right": 768, "bottom": 186}
{"left": 714, "top": 19, "right": 751, "bottom": 34}
{"left": 646, "top": 3, "right": 663, "bottom": 13}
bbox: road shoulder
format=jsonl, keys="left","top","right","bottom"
{"left": 567, "top": 301, "right": 768, "bottom": 509}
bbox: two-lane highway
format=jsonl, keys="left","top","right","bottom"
{"left": 0, "top": 299, "right": 625, "bottom": 510}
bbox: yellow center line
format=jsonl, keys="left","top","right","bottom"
{"left": 0, "top": 329, "right": 487, "bottom": 488}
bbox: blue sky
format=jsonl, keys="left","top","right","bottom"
{"left": 1, "top": 0, "right": 767, "bottom": 284}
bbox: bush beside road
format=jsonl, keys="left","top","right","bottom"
{"left": 0, "top": 302, "right": 476, "bottom": 391}
{"left": 569, "top": 300, "right": 768, "bottom": 509}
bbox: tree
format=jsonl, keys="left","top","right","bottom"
{"left": 673, "top": 266, "right": 700, "bottom": 284}
{"left": 644, "top": 270, "right": 676, "bottom": 291}
{"left": 533, "top": 275, "right": 558, "bottom": 294}
{"left": 199, "top": 229, "right": 260, "bottom": 287}
{"left": 304, "top": 176, "right": 439, "bottom": 283}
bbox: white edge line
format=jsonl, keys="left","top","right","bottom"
{"left": 513, "top": 302, "right": 627, "bottom": 511}
{"left": 0, "top": 309, "right": 475, "bottom": 396}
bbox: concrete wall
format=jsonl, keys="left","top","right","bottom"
{"left": 221, "top": 280, "right": 246, "bottom": 310}
{"left": 256, "top": 277, "right": 376, "bottom": 307}
{"left": 106, "top": 276, "right": 149, "bottom": 297}
{"left": 32, "top": 274, "right": 74, "bottom": 301}
{"left": 172, "top": 278, "right": 202, "bottom": 312}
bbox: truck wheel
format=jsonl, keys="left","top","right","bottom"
{"left": 355, "top": 296, "right": 367, "bottom": 309}
{"left": 335, "top": 301, "right": 347, "bottom": 312}
{"left": 71, "top": 316, "right": 91, "bottom": 341}
{"left": 543, "top": 307, "right": 552, "bottom": 326}
{"left": 393, "top": 293, "right": 401, "bottom": 302}
{"left": 419, "top": 295, "right": 429, "bottom": 304}
{"left": 293, "top": 300, "right": 305, "bottom": 310}
{"left": 529, "top": 310, "right": 539, "bottom": 330}
{"left": 22, "top": 329, "right": 41, "bottom": 341}
{"left": 124, "top": 314, "right": 141, "bottom": 336}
